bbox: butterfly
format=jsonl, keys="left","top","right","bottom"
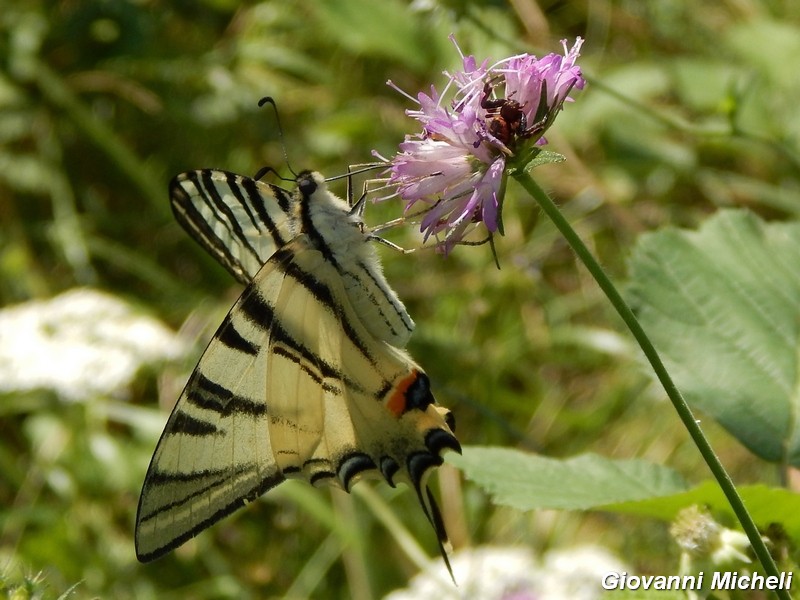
{"left": 135, "top": 168, "right": 460, "bottom": 576}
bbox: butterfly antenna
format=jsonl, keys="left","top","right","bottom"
{"left": 258, "top": 96, "right": 298, "bottom": 178}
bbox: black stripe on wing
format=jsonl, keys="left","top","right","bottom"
{"left": 239, "top": 242, "right": 381, "bottom": 379}
{"left": 268, "top": 245, "right": 378, "bottom": 368}
{"left": 195, "top": 169, "right": 263, "bottom": 266}
{"left": 169, "top": 411, "right": 220, "bottom": 436}
{"left": 238, "top": 287, "right": 363, "bottom": 394}
{"left": 171, "top": 173, "right": 252, "bottom": 285}
{"left": 184, "top": 372, "right": 269, "bottom": 417}
{"left": 170, "top": 170, "right": 297, "bottom": 285}
{"left": 216, "top": 313, "right": 260, "bottom": 356}
{"left": 240, "top": 176, "right": 291, "bottom": 248}
{"left": 136, "top": 468, "right": 284, "bottom": 562}
{"left": 271, "top": 346, "right": 342, "bottom": 394}
{"left": 348, "top": 259, "right": 415, "bottom": 338}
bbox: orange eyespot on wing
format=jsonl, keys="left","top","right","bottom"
{"left": 385, "top": 370, "right": 434, "bottom": 417}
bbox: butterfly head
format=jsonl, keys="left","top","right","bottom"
{"left": 295, "top": 170, "right": 321, "bottom": 197}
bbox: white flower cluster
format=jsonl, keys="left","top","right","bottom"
{"left": 0, "top": 288, "right": 186, "bottom": 401}
{"left": 384, "top": 544, "right": 628, "bottom": 600}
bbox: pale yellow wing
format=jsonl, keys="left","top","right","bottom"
{"left": 136, "top": 235, "right": 459, "bottom": 566}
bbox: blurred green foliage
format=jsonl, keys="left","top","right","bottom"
{"left": 2, "top": 0, "right": 800, "bottom": 598}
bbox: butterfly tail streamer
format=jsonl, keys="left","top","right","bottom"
{"left": 427, "top": 484, "right": 456, "bottom": 584}
{"left": 413, "top": 480, "right": 456, "bottom": 584}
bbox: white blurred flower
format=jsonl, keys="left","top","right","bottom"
{"left": 384, "top": 545, "right": 628, "bottom": 600}
{"left": 539, "top": 546, "right": 631, "bottom": 600}
{"left": 671, "top": 505, "right": 752, "bottom": 567}
{"left": 0, "top": 288, "right": 186, "bottom": 401}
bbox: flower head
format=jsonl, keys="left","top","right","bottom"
{"left": 383, "top": 37, "right": 584, "bottom": 252}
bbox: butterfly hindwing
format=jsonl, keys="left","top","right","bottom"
{"left": 137, "top": 170, "right": 460, "bottom": 574}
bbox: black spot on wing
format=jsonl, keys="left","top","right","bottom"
{"left": 380, "top": 456, "right": 400, "bottom": 487}
{"left": 404, "top": 430, "right": 461, "bottom": 492}
{"left": 404, "top": 372, "right": 434, "bottom": 412}
{"left": 338, "top": 452, "right": 377, "bottom": 491}
{"left": 406, "top": 451, "right": 443, "bottom": 491}
{"left": 445, "top": 411, "right": 456, "bottom": 433}
{"left": 425, "top": 428, "right": 461, "bottom": 456}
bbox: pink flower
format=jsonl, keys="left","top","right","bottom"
{"left": 383, "top": 37, "right": 584, "bottom": 253}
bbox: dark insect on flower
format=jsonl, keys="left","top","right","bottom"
{"left": 481, "top": 79, "right": 541, "bottom": 147}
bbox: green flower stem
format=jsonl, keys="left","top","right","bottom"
{"left": 513, "top": 170, "right": 785, "bottom": 595}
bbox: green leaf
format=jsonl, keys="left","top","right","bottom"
{"left": 526, "top": 149, "right": 566, "bottom": 169}
{"left": 606, "top": 481, "right": 800, "bottom": 541}
{"left": 447, "top": 446, "right": 688, "bottom": 511}
{"left": 627, "top": 210, "right": 800, "bottom": 464}
{"left": 449, "top": 447, "right": 799, "bottom": 540}
{"left": 507, "top": 148, "right": 565, "bottom": 175}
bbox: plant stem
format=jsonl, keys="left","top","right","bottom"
{"left": 513, "top": 170, "right": 786, "bottom": 597}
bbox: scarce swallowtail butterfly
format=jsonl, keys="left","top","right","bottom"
{"left": 135, "top": 167, "right": 461, "bottom": 577}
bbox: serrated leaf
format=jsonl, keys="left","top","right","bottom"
{"left": 508, "top": 148, "right": 565, "bottom": 174}
{"left": 447, "top": 446, "right": 688, "bottom": 511}
{"left": 448, "top": 447, "right": 800, "bottom": 541}
{"left": 627, "top": 210, "right": 800, "bottom": 464}
{"left": 526, "top": 149, "right": 566, "bottom": 169}
{"left": 605, "top": 481, "right": 800, "bottom": 541}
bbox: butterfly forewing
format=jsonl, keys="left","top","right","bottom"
{"left": 170, "top": 169, "right": 298, "bottom": 285}
{"left": 137, "top": 169, "right": 459, "bottom": 575}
